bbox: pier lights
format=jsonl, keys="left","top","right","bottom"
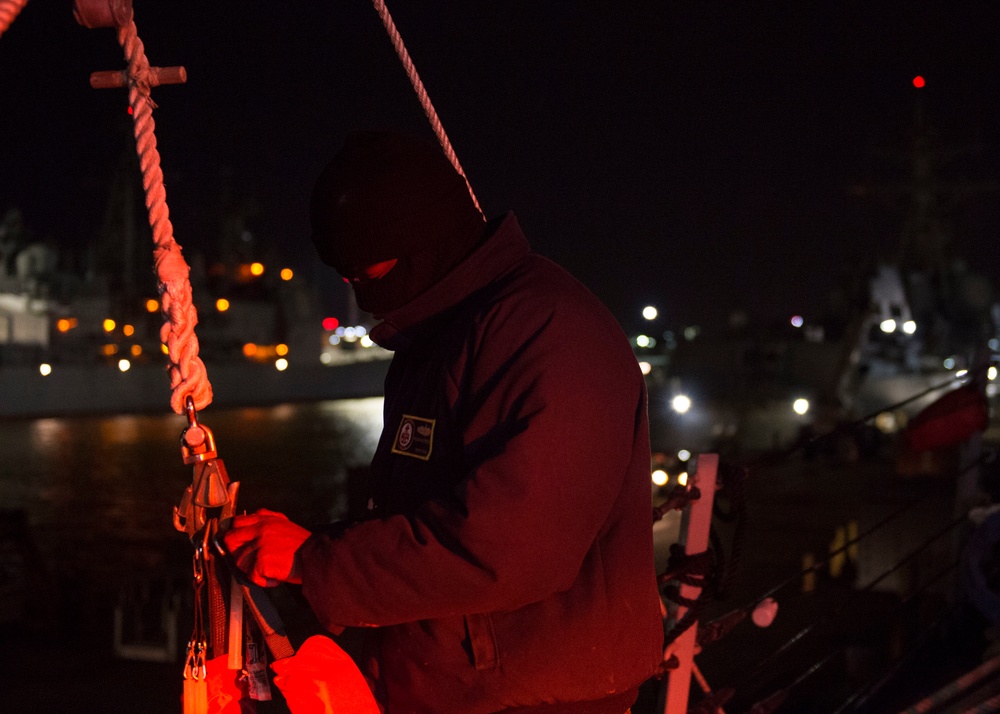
{"left": 677, "top": 449, "right": 691, "bottom": 461}
{"left": 638, "top": 361, "right": 652, "bottom": 375}
{"left": 280, "top": 268, "right": 294, "bottom": 281}
{"left": 39, "top": 363, "right": 52, "bottom": 376}
{"left": 118, "top": 359, "right": 131, "bottom": 372}
{"left": 792, "top": 398, "right": 810, "bottom": 416}
{"left": 989, "top": 366, "right": 998, "bottom": 381}
{"left": 902, "top": 320, "right": 917, "bottom": 335}
{"left": 275, "top": 358, "right": 289, "bottom": 371}
{"left": 145, "top": 298, "right": 159, "bottom": 313}
{"left": 790, "top": 315, "right": 804, "bottom": 328}
{"left": 651, "top": 469, "right": 668, "bottom": 486}
{"left": 677, "top": 472, "right": 689, "bottom": 486}
{"left": 250, "top": 262, "right": 265, "bottom": 277}
{"left": 642, "top": 305, "right": 658, "bottom": 321}
{"left": 636, "top": 334, "right": 652, "bottom": 348}
{"left": 671, "top": 394, "right": 692, "bottom": 414}
{"left": 216, "top": 298, "right": 230, "bottom": 312}
{"left": 103, "top": 318, "right": 116, "bottom": 332}
{"left": 879, "top": 318, "right": 897, "bottom": 334}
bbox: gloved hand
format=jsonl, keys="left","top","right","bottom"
{"left": 222, "top": 508, "right": 312, "bottom": 587}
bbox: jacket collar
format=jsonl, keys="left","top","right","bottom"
{"left": 370, "top": 212, "right": 529, "bottom": 351}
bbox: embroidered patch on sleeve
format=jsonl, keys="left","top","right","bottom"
{"left": 391, "top": 415, "right": 436, "bottom": 461}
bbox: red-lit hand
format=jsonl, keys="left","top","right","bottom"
{"left": 223, "top": 508, "right": 311, "bottom": 587}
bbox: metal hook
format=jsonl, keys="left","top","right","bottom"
{"left": 185, "top": 395, "right": 199, "bottom": 429}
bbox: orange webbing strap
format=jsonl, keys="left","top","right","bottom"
{"left": 0, "top": 0, "right": 28, "bottom": 40}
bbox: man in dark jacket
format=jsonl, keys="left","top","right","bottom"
{"left": 224, "top": 131, "right": 663, "bottom": 713}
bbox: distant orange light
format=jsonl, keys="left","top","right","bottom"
{"left": 103, "top": 318, "right": 116, "bottom": 332}
{"left": 101, "top": 344, "right": 118, "bottom": 356}
{"left": 280, "top": 268, "right": 293, "bottom": 281}
{"left": 243, "top": 343, "right": 258, "bottom": 357}
{"left": 123, "top": 324, "right": 135, "bottom": 337}
{"left": 216, "top": 298, "right": 230, "bottom": 312}
{"left": 912, "top": 75, "right": 925, "bottom": 89}
{"left": 275, "top": 343, "right": 289, "bottom": 356}
{"left": 161, "top": 344, "right": 169, "bottom": 355}
{"left": 130, "top": 344, "right": 142, "bottom": 357}
{"left": 56, "top": 318, "right": 72, "bottom": 333}
{"left": 145, "top": 299, "right": 159, "bottom": 313}
{"left": 250, "top": 262, "right": 265, "bottom": 276}
{"left": 322, "top": 317, "right": 339, "bottom": 331}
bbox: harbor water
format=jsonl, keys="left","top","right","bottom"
{"left": 0, "top": 399, "right": 385, "bottom": 712}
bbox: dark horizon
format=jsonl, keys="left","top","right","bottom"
{"left": 2, "top": 1, "right": 999, "bottom": 333}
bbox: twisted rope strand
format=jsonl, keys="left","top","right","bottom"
{"left": 0, "top": 0, "right": 28, "bottom": 40}
{"left": 116, "top": 13, "right": 212, "bottom": 414}
{"left": 371, "top": 0, "right": 483, "bottom": 218}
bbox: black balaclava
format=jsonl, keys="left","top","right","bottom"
{"left": 309, "top": 130, "right": 486, "bottom": 315}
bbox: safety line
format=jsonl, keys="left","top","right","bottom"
{"left": 370, "top": 0, "right": 484, "bottom": 218}
{"left": 737, "top": 512, "right": 967, "bottom": 694}
{"left": 832, "top": 561, "right": 961, "bottom": 714}
{"left": 750, "top": 557, "right": 960, "bottom": 714}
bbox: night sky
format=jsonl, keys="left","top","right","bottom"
{"left": 2, "top": 1, "right": 999, "bottom": 334}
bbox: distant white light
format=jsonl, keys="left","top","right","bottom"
{"left": 638, "top": 361, "right": 652, "bottom": 375}
{"left": 677, "top": 449, "right": 691, "bottom": 461}
{"left": 636, "top": 334, "right": 651, "bottom": 348}
{"left": 990, "top": 338, "right": 1000, "bottom": 351}
{"left": 344, "top": 326, "right": 356, "bottom": 338}
{"left": 335, "top": 326, "right": 346, "bottom": 337}
{"left": 790, "top": 315, "right": 804, "bottom": 328}
{"left": 902, "top": 320, "right": 917, "bottom": 335}
{"left": 792, "top": 398, "right": 810, "bottom": 415}
{"left": 275, "top": 358, "right": 289, "bottom": 371}
{"left": 360, "top": 335, "right": 374, "bottom": 348}
{"left": 319, "top": 352, "right": 333, "bottom": 365}
{"left": 683, "top": 326, "right": 699, "bottom": 341}
{"left": 39, "top": 363, "right": 52, "bottom": 376}
{"left": 118, "top": 359, "right": 131, "bottom": 372}
{"left": 355, "top": 325, "right": 367, "bottom": 336}
{"left": 677, "top": 472, "right": 689, "bottom": 486}
{"left": 651, "top": 469, "right": 668, "bottom": 486}
{"left": 671, "top": 394, "right": 692, "bottom": 414}
{"left": 875, "top": 411, "right": 898, "bottom": 434}
{"left": 989, "top": 366, "right": 998, "bottom": 381}
{"left": 329, "top": 335, "right": 341, "bottom": 345}
{"left": 955, "top": 369, "right": 969, "bottom": 378}
{"left": 880, "top": 319, "right": 897, "bottom": 334}
{"left": 642, "top": 306, "right": 658, "bottom": 321}
{"left": 943, "top": 357, "right": 956, "bottom": 370}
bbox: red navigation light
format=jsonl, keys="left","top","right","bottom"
{"left": 912, "top": 75, "right": 925, "bottom": 89}
{"left": 127, "top": 105, "right": 133, "bottom": 115}
{"left": 322, "top": 317, "right": 340, "bottom": 331}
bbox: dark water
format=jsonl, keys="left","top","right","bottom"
{"left": 0, "top": 399, "right": 384, "bottom": 584}
{"left": 0, "top": 399, "right": 384, "bottom": 711}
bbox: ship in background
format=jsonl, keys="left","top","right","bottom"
{"left": 641, "top": 95, "right": 1000, "bottom": 469}
{"left": 0, "top": 152, "right": 391, "bottom": 418}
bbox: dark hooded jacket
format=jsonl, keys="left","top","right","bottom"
{"left": 299, "top": 213, "right": 663, "bottom": 713}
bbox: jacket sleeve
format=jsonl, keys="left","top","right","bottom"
{"left": 299, "top": 292, "right": 646, "bottom": 628}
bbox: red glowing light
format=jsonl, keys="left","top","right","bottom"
{"left": 322, "top": 317, "right": 340, "bottom": 331}
{"left": 127, "top": 105, "right": 133, "bottom": 114}
{"left": 912, "top": 75, "right": 925, "bottom": 89}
